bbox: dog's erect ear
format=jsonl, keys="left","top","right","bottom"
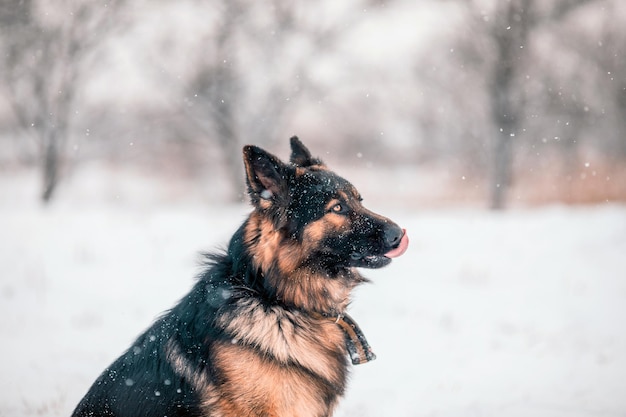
{"left": 243, "top": 145, "right": 288, "bottom": 204}
{"left": 289, "top": 136, "right": 324, "bottom": 167}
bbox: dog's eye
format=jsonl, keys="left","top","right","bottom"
{"left": 331, "top": 203, "right": 346, "bottom": 214}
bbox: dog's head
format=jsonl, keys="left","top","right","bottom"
{"left": 242, "top": 137, "right": 408, "bottom": 273}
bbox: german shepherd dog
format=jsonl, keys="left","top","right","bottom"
{"left": 72, "top": 137, "right": 409, "bottom": 417}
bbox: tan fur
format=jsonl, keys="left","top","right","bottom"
{"left": 207, "top": 342, "right": 339, "bottom": 417}
{"left": 243, "top": 211, "right": 361, "bottom": 315}
{"left": 165, "top": 318, "right": 344, "bottom": 417}
{"left": 259, "top": 198, "right": 272, "bottom": 210}
{"left": 244, "top": 214, "right": 284, "bottom": 270}
{"left": 165, "top": 338, "right": 211, "bottom": 392}
{"left": 271, "top": 267, "right": 355, "bottom": 315}
{"left": 216, "top": 298, "right": 346, "bottom": 385}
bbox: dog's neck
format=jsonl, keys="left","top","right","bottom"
{"left": 234, "top": 213, "right": 365, "bottom": 316}
{"left": 267, "top": 265, "right": 358, "bottom": 316}
{"left": 226, "top": 214, "right": 377, "bottom": 365}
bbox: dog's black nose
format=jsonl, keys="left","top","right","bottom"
{"left": 383, "top": 225, "right": 404, "bottom": 248}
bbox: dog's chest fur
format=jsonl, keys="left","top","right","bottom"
{"left": 202, "top": 299, "right": 349, "bottom": 417}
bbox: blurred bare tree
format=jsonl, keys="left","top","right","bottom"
{"left": 0, "top": 0, "right": 127, "bottom": 203}
{"left": 587, "top": 2, "right": 626, "bottom": 157}
{"left": 177, "top": 1, "right": 347, "bottom": 201}
{"left": 485, "top": 0, "right": 532, "bottom": 210}
{"left": 449, "top": 0, "right": 603, "bottom": 209}
{"left": 2, "top": 0, "right": 624, "bottom": 206}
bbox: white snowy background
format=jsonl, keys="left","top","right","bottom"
{"left": 1, "top": 170, "right": 625, "bottom": 417}
{"left": 2, "top": 0, "right": 626, "bottom": 416}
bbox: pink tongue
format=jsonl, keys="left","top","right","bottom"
{"left": 384, "top": 229, "right": 409, "bottom": 258}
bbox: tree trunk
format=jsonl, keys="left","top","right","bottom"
{"left": 211, "top": 2, "right": 244, "bottom": 202}
{"left": 488, "top": 0, "right": 532, "bottom": 210}
{"left": 41, "top": 128, "right": 60, "bottom": 203}
{"left": 489, "top": 62, "right": 517, "bottom": 210}
{"left": 215, "top": 100, "right": 246, "bottom": 203}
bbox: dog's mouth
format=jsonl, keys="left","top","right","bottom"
{"left": 349, "top": 230, "right": 409, "bottom": 269}
{"left": 349, "top": 252, "right": 392, "bottom": 268}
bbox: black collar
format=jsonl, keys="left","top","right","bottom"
{"left": 314, "top": 312, "right": 376, "bottom": 365}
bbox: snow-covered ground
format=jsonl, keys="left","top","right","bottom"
{"left": 1, "top": 174, "right": 625, "bottom": 416}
